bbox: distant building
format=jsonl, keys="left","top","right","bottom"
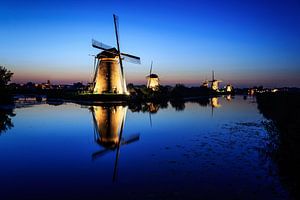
{"left": 35, "top": 80, "right": 52, "bottom": 90}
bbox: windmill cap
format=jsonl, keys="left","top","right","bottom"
{"left": 147, "top": 74, "right": 159, "bottom": 78}
{"left": 96, "top": 48, "right": 118, "bottom": 59}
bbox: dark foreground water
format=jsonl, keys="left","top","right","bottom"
{"left": 0, "top": 96, "right": 291, "bottom": 199}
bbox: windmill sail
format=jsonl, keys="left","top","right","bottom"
{"left": 121, "top": 53, "right": 141, "bottom": 64}
{"left": 91, "top": 59, "right": 99, "bottom": 91}
{"left": 92, "top": 148, "right": 112, "bottom": 160}
{"left": 121, "top": 134, "right": 140, "bottom": 145}
{"left": 92, "top": 39, "right": 113, "bottom": 51}
{"left": 113, "top": 14, "right": 127, "bottom": 94}
{"left": 150, "top": 61, "right": 153, "bottom": 75}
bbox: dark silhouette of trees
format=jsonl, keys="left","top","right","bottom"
{"left": 0, "top": 108, "right": 15, "bottom": 134}
{"left": 0, "top": 66, "right": 13, "bottom": 89}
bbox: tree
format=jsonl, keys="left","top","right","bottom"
{"left": 0, "top": 66, "right": 13, "bottom": 89}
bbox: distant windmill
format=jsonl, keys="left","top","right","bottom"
{"left": 91, "top": 105, "right": 140, "bottom": 182}
{"left": 225, "top": 84, "right": 233, "bottom": 93}
{"left": 209, "top": 70, "right": 222, "bottom": 91}
{"left": 202, "top": 77, "right": 209, "bottom": 88}
{"left": 91, "top": 14, "right": 141, "bottom": 94}
{"left": 146, "top": 61, "right": 159, "bottom": 91}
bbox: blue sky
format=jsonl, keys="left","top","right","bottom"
{"left": 0, "top": 0, "right": 299, "bottom": 87}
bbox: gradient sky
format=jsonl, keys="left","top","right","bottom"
{"left": 0, "top": 0, "right": 299, "bottom": 87}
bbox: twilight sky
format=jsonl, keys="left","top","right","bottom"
{"left": 0, "top": 0, "right": 299, "bottom": 87}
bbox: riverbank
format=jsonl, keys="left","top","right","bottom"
{"left": 256, "top": 91, "right": 300, "bottom": 199}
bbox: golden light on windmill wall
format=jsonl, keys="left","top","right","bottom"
{"left": 93, "top": 56, "right": 127, "bottom": 94}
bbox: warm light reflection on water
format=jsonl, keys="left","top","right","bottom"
{"left": 0, "top": 96, "right": 290, "bottom": 199}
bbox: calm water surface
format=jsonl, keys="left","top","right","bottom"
{"left": 0, "top": 96, "right": 290, "bottom": 199}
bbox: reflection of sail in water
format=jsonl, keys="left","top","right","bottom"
{"left": 91, "top": 105, "right": 140, "bottom": 182}
{"left": 210, "top": 97, "right": 221, "bottom": 117}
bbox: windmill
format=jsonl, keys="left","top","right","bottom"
{"left": 91, "top": 14, "right": 141, "bottom": 95}
{"left": 225, "top": 84, "right": 233, "bottom": 93}
{"left": 209, "top": 70, "right": 222, "bottom": 91}
{"left": 91, "top": 105, "right": 140, "bottom": 182}
{"left": 201, "top": 75, "right": 209, "bottom": 88}
{"left": 202, "top": 79, "right": 209, "bottom": 88}
{"left": 146, "top": 61, "right": 159, "bottom": 91}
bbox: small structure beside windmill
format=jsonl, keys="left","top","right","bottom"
{"left": 146, "top": 61, "right": 159, "bottom": 91}
{"left": 209, "top": 70, "right": 222, "bottom": 92}
{"left": 91, "top": 14, "right": 140, "bottom": 95}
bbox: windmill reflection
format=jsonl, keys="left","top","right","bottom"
{"left": 210, "top": 97, "right": 221, "bottom": 117}
{"left": 226, "top": 95, "right": 232, "bottom": 101}
{"left": 0, "top": 107, "right": 15, "bottom": 135}
{"left": 211, "top": 97, "right": 221, "bottom": 108}
{"left": 144, "top": 102, "right": 160, "bottom": 113}
{"left": 90, "top": 104, "right": 140, "bottom": 182}
{"left": 144, "top": 102, "right": 160, "bottom": 127}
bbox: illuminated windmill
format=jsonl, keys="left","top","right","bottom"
{"left": 91, "top": 14, "right": 141, "bottom": 95}
{"left": 225, "top": 84, "right": 233, "bottom": 93}
{"left": 146, "top": 61, "right": 159, "bottom": 91}
{"left": 209, "top": 70, "right": 222, "bottom": 91}
{"left": 91, "top": 105, "right": 140, "bottom": 181}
